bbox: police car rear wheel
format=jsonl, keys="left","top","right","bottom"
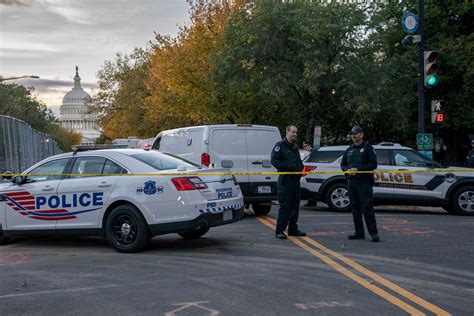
{"left": 325, "top": 183, "right": 351, "bottom": 212}
{"left": 106, "top": 204, "right": 150, "bottom": 253}
{"left": 252, "top": 203, "right": 271, "bottom": 216}
{"left": 452, "top": 186, "right": 474, "bottom": 216}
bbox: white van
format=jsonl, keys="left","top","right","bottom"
{"left": 152, "top": 125, "right": 281, "bottom": 215}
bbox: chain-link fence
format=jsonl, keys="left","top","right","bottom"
{"left": 0, "top": 115, "right": 62, "bottom": 174}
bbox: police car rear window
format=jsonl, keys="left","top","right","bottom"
{"left": 306, "top": 150, "right": 345, "bottom": 163}
{"left": 130, "top": 151, "right": 198, "bottom": 170}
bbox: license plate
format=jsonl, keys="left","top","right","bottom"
{"left": 257, "top": 186, "right": 271, "bottom": 194}
{"left": 217, "top": 188, "right": 233, "bottom": 199}
{"left": 223, "top": 210, "right": 233, "bottom": 221}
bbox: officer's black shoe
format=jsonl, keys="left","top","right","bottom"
{"left": 288, "top": 230, "right": 307, "bottom": 237}
{"left": 371, "top": 235, "right": 380, "bottom": 242}
{"left": 347, "top": 233, "right": 365, "bottom": 240}
{"left": 275, "top": 232, "right": 288, "bottom": 239}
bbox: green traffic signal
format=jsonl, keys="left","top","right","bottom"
{"left": 426, "top": 74, "right": 440, "bottom": 87}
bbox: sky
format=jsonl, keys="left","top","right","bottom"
{"left": 0, "top": 0, "right": 190, "bottom": 115}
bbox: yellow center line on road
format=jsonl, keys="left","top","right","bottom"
{"left": 257, "top": 216, "right": 450, "bottom": 316}
{"left": 300, "top": 236, "right": 451, "bottom": 316}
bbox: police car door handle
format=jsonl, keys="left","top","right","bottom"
{"left": 252, "top": 161, "right": 262, "bottom": 165}
{"left": 41, "top": 185, "right": 54, "bottom": 191}
{"left": 98, "top": 182, "right": 112, "bottom": 187}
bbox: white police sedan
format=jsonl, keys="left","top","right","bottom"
{"left": 301, "top": 143, "right": 474, "bottom": 215}
{"left": 0, "top": 148, "right": 244, "bottom": 252}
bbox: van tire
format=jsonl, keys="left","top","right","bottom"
{"left": 0, "top": 235, "right": 8, "bottom": 245}
{"left": 325, "top": 183, "right": 351, "bottom": 212}
{"left": 450, "top": 186, "right": 474, "bottom": 216}
{"left": 252, "top": 203, "right": 271, "bottom": 216}
{"left": 179, "top": 225, "right": 210, "bottom": 239}
{"left": 106, "top": 204, "right": 151, "bottom": 253}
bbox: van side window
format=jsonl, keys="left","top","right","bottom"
{"left": 246, "top": 130, "right": 278, "bottom": 155}
{"left": 212, "top": 129, "right": 246, "bottom": 155}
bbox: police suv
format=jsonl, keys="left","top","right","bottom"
{"left": 0, "top": 148, "right": 244, "bottom": 252}
{"left": 301, "top": 143, "right": 474, "bottom": 215}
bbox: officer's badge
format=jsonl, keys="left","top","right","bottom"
{"left": 274, "top": 146, "right": 280, "bottom": 152}
{"left": 360, "top": 148, "right": 364, "bottom": 152}
{"left": 143, "top": 181, "right": 157, "bottom": 195}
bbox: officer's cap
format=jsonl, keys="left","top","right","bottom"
{"left": 350, "top": 126, "right": 364, "bottom": 134}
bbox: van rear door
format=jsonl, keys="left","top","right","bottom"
{"left": 209, "top": 127, "right": 249, "bottom": 184}
{"left": 245, "top": 127, "right": 279, "bottom": 192}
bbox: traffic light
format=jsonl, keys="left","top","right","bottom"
{"left": 431, "top": 100, "right": 446, "bottom": 124}
{"left": 424, "top": 51, "right": 439, "bottom": 87}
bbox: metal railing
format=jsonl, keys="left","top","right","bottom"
{"left": 0, "top": 115, "right": 62, "bottom": 174}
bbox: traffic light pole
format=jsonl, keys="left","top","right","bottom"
{"left": 418, "top": 0, "right": 425, "bottom": 133}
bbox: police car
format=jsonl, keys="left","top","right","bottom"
{"left": 0, "top": 148, "right": 244, "bottom": 252}
{"left": 301, "top": 143, "right": 474, "bottom": 215}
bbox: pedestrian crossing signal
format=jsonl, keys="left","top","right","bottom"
{"left": 435, "top": 113, "right": 444, "bottom": 123}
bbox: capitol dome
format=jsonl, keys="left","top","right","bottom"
{"left": 62, "top": 66, "right": 91, "bottom": 104}
{"left": 59, "top": 66, "right": 100, "bottom": 145}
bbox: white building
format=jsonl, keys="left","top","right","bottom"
{"left": 59, "top": 66, "right": 101, "bottom": 144}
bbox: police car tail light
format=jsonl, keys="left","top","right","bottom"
{"left": 172, "top": 177, "right": 208, "bottom": 191}
{"left": 201, "top": 153, "right": 210, "bottom": 167}
{"left": 302, "top": 166, "right": 317, "bottom": 177}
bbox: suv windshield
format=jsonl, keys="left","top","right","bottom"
{"left": 129, "top": 151, "right": 199, "bottom": 170}
{"left": 306, "top": 149, "right": 345, "bottom": 163}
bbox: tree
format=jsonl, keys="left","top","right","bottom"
{"left": 144, "top": 0, "right": 245, "bottom": 133}
{"left": 93, "top": 48, "right": 151, "bottom": 139}
{"left": 0, "top": 83, "right": 80, "bottom": 151}
{"left": 212, "top": 1, "right": 366, "bottom": 142}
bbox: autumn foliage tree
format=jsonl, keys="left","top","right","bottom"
{"left": 144, "top": 0, "right": 245, "bottom": 134}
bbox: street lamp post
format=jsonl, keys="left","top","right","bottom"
{"left": 0, "top": 75, "right": 40, "bottom": 82}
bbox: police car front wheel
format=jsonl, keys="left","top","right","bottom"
{"left": 325, "top": 183, "right": 351, "bottom": 212}
{"left": 452, "top": 186, "right": 474, "bottom": 216}
{"left": 106, "top": 204, "right": 151, "bottom": 253}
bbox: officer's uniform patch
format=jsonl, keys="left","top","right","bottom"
{"left": 274, "top": 146, "right": 280, "bottom": 152}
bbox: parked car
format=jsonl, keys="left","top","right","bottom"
{"left": 152, "top": 124, "right": 281, "bottom": 215}
{"left": 0, "top": 147, "right": 244, "bottom": 252}
{"left": 301, "top": 143, "right": 474, "bottom": 215}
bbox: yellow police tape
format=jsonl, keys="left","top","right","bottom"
{"left": 1, "top": 169, "right": 473, "bottom": 178}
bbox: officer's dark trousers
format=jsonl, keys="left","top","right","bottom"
{"left": 276, "top": 176, "right": 300, "bottom": 234}
{"left": 348, "top": 179, "right": 378, "bottom": 236}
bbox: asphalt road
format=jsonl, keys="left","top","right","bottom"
{"left": 1, "top": 204, "right": 473, "bottom": 316}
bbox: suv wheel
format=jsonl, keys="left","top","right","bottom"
{"left": 106, "top": 204, "right": 151, "bottom": 253}
{"left": 252, "top": 203, "right": 272, "bottom": 216}
{"left": 325, "top": 183, "right": 351, "bottom": 212}
{"left": 451, "top": 186, "right": 474, "bottom": 216}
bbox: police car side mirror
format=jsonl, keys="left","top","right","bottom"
{"left": 11, "top": 176, "right": 26, "bottom": 185}
{"left": 2, "top": 171, "right": 13, "bottom": 181}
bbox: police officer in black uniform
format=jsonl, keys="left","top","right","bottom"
{"left": 341, "top": 126, "right": 380, "bottom": 242}
{"left": 271, "top": 125, "right": 306, "bottom": 239}
{"left": 467, "top": 140, "right": 474, "bottom": 168}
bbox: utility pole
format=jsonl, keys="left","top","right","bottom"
{"left": 418, "top": 0, "right": 425, "bottom": 133}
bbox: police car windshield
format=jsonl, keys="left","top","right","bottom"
{"left": 129, "top": 151, "right": 199, "bottom": 170}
